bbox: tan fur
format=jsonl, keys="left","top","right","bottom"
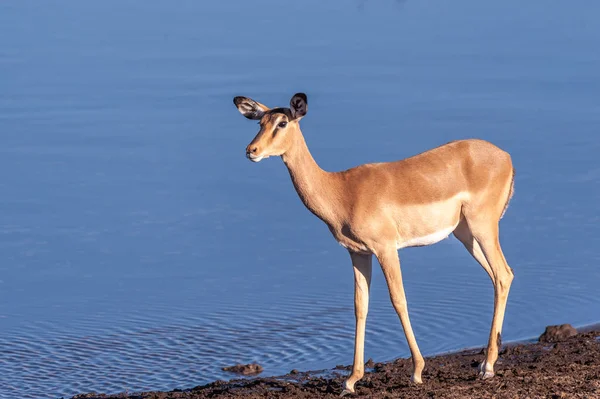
{"left": 235, "top": 94, "right": 515, "bottom": 394}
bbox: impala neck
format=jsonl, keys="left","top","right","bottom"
{"left": 281, "top": 130, "right": 338, "bottom": 222}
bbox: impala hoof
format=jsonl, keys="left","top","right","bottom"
{"left": 340, "top": 380, "right": 355, "bottom": 396}
{"left": 477, "top": 361, "right": 494, "bottom": 379}
{"left": 479, "top": 370, "right": 495, "bottom": 379}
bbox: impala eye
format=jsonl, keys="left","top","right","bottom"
{"left": 278, "top": 121, "right": 288, "bottom": 128}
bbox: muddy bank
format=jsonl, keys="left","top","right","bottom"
{"left": 73, "top": 328, "right": 600, "bottom": 399}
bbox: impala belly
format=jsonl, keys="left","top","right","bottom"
{"left": 397, "top": 224, "right": 457, "bottom": 249}
{"left": 394, "top": 193, "right": 466, "bottom": 250}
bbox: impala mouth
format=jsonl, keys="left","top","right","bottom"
{"left": 247, "top": 153, "right": 264, "bottom": 162}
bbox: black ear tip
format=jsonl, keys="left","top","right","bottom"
{"left": 293, "top": 93, "right": 307, "bottom": 102}
{"left": 233, "top": 96, "right": 245, "bottom": 106}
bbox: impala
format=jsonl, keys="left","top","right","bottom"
{"left": 233, "top": 93, "right": 515, "bottom": 396}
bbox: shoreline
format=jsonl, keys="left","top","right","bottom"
{"left": 72, "top": 323, "right": 600, "bottom": 399}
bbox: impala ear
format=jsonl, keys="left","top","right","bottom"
{"left": 233, "top": 96, "right": 270, "bottom": 120}
{"left": 290, "top": 93, "right": 307, "bottom": 120}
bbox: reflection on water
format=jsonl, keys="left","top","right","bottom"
{"left": 1, "top": 1, "right": 600, "bottom": 398}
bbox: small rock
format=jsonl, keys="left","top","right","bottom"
{"left": 222, "top": 363, "right": 264, "bottom": 375}
{"left": 365, "top": 358, "right": 375, "bottom": 368}
{"left": 290, "top": 369, "right": 299, "bottom": 374}
{"left": 539, "top": 324, "right": 578, "bottom": 343}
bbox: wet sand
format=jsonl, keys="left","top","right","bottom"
{"left": 73, "top": 327, "right": 600, "bottom": 399}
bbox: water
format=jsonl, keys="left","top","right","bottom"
{"left": 1, "top": 1, "right": 600, "bottom": 398}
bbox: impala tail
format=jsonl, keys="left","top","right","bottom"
{"left": 501, "top": 167, "right": 515, "bottom": 219}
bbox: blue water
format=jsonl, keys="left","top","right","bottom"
{"left": 1, "top": 1, "right": 600, "bottom": 398}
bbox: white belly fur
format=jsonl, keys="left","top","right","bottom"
{"left": 397, "top": 224, "right": 457, "bottom": 249}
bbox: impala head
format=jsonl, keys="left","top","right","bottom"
{"left": 233, "top": 93, "right": 308, "bottom": 162}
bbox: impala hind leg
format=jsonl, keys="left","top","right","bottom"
{"left": 454, "top": 220, "right": 514, "bottom": 379}
{"left": 375, "top": 246, "right": 424, "bottom": 384}
{"left": 341, "top": 252, "right": 372, "bottom": 396}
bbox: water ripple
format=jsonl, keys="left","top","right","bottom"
{"left": 0, "top": 304, "right": 356, "bottom": 399}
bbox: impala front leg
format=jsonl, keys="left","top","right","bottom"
{"left": 341, "top": 252, "right": 372, "bottom": 396}
{"left": 376, "top": 246, "right": 424, "bottom": 384}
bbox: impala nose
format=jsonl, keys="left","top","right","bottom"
{"left": 246, "top": 145, "right": 259, "bottom": 156}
